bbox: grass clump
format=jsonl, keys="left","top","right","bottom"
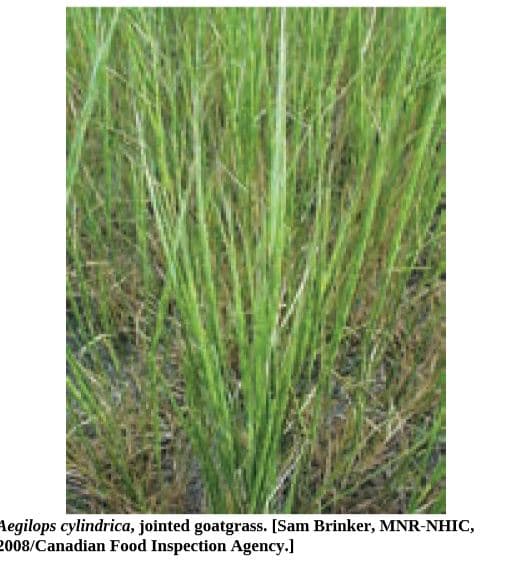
{"left": 66, "top": 7, "right": 445, "bottom": 513}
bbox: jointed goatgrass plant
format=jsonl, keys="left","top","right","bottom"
{"left": 66, "top": 7, "right": 446, "bottom": 513}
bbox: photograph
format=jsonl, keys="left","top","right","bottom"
{"left": 66, "top": 6, "right": 446, "bottom": 514}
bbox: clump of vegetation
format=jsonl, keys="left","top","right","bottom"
{"left": 66, "top": 7, "right": 445, "bottom": 513}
